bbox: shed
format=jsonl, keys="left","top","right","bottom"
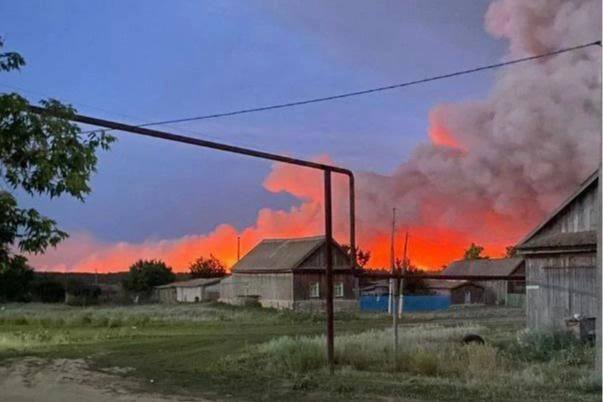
{"left": 220, "top": 236, "right": 357, "bottom": 312}
{"left": 156, "top": 277, "right": 224, "bottom": 303}
{"left": 517, "top": 170, "right": 599, "bottom": 330}
{"left": 423, "top": 279, "right": 485, "bottom": 305}
{"left": 442, "top": 258, "right": 525, "bottom": 305}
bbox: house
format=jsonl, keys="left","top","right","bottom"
{"left": 219, "top": 236, "right": 357, "bottom": 312}
{"left": 516, "top": 170, "right": 599, "bottom": 331}
{"left": 423, "top": 279, "right": 485, "bottom": 305}
{"left": 441, "top": 258, "right": 525, "bottom": 306}
{"left": 156, "top": 277, "right": 223, "bottom": 303}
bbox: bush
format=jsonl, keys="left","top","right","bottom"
{"left": 0, "top": 255, "right": 34, "bottom": 302}
{"left": 65, "top": 280, "right": 101, "bottom": 306}
{"left": 32, "top": 280, "right": 65, "bottom": 303}
{"left": 508, "top": 329, "right": 587, "bottom": 362}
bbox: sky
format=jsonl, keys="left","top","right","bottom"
{"left": 0, "top": 1, "right": 529, "bottom": 270}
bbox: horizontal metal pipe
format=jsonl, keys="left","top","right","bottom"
{"left": 28, "top": 105, "right": 353, "bottom": 176}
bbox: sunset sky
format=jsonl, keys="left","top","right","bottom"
{"left": 2, "top": 1, "right": 600, "bottom": 271}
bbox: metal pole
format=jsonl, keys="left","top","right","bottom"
{"left": 324, "top": 170, "right": 335, "bottom": 374}
{"left": 348, "top": 174, "right": 356, "bottom": 269}
{"left": 28, "top": 105, "right": 352, "bottom": 376}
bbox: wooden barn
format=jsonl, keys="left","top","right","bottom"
{"left": 517, "top": 170, "right": 599, "bottom": 331}
{"left": 219, "top": 236, "right": 357, "bottom": 312}
{"left": 156, "top": 277, "right": 223, "bottom": 303}
{"left": 442, "top": 258, "right": 525, "bottom": 306}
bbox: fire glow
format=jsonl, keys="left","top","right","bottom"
{"left": 25, "top": 0, "right": 601, "bottom": 273}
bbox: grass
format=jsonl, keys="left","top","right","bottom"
{"left": 0, "top": 303, "right": 599, "bottom": 401}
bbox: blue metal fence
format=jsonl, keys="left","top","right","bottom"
{"left": 359, "top": 295, "right": 450, "bottom": 312}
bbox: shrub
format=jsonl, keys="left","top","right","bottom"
{"left": 509, "top": 329, "right": 586, "bottom": 362}
{"left": 32, "top": 280, "right": 65, "bottom": 303}
{"left": 0, "top": 256, "right": 34, "bottom": 302}
{"left": 65, "top": 280, "right": 101, "bottom": 306}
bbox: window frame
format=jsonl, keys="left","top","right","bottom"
{"left": 309, "top": 282, "right": 320, "bottom": 298}
{"left": 334, "top": 282, "right": 344, "bottom": 298}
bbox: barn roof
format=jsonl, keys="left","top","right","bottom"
{"left": 231, "top": 236, "right": 348, "bottom": 273}
{"left": 442, "top": 257, "right": 524, "bottom": 277}
{"left": 517, "top": 170, "right": 599, "bottom": 249}
{"left": 155, "top": 277, "right": 223, "bottom": 289}
{"left": 519, "top": 230, "right": 596, "bottom": 250}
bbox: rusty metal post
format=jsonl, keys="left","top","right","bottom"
{"left": 324, "top": 169, "right": 335, "bottom": 374}
{"left": 348, "top": 174, "right": 356, "bottom": 269}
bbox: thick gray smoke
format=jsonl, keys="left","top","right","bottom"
{"left": 355, "top": 0, "right": 601, "bottom": 246}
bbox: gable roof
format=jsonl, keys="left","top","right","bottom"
{"left": 155, "top": 277, "right": 223, "bottom": 289}
{"left": 517, "top": 170, "right": 599, "bottom": 249}
{"left": 442, "top": 257, "right": 524, "bottom": 277}
{"left": 231, "top": 236, "right": 349, "bottom": 273}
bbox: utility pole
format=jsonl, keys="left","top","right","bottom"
{"left": 400, "top": 231, "right": 409, "bottom": 316}
{"left": 237, "top": 236, "right": 241, "bottom": 261}
{"left": 390, "top": 208, "right": 399, "bottom": 368}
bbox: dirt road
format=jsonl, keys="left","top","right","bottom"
{"left": 0, "top": 358, "right": 209, "bottom": 402}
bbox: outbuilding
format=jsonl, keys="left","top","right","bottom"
{"left": 423, "top": 279, "right": 485, "bottom": 305}
{"left": 156, "top": 277, "right": 223, "bottom": 303}
{"left": 517, "top": 170, "right": 599, "bottom": 331}
{"left": 220, "top": 236, "right": 357, "bottom": 312}
{"left": 441, "top": 258, "right": 525, "bottom": 306}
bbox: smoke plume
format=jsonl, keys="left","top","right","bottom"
{"left": 29, "top": 0, "right": 601, "bottom": 272}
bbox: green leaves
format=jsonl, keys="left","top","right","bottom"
{"left": 123, "top": 260, "right": 176, "bottom": 294}
{"left": 0, "top": 37, "right": 115, "bottom": 265}
{"left": 0, "top": 94, "right": 115, "bottom": 200}
{"left": 0, "top": 37, "right": 25, "bottom": 72}
{"left": 0, "top": 192, "right": 67, "bottom": 256}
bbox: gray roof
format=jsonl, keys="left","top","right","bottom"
{"left": 442, "top": 257, "right": 524, "bottom": 277}
{"left": 517, "top": 170, "right": 598, "bottom": 248}
{"left": 518, "top": 231, "right": 596, "bottom": 250}
{"left": 155, "top": 277, "right": 224, "bottom": 289}
{"left": 231, "top": 236, "right": 348, "bottom": 273}
{"left": 423, "top": 279, "right": 482, "bottom": 290}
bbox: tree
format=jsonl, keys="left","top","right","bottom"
{"left": 0, "top": 255, "right": 33, "bottom": 301}
{"left": 395, "top": 257, "right": 431, "bottom": 295}
{"left": 0, "top": 38, "right": 114, "bottom": 279}
{"left": 463, "top": 243, "right": 489, "bottom": 260}
{"left": 188, "top": 255, "right": 227, "bottom": 278}
{"left": 31, "top": 280, "right": 65, "bottom": 303}
{"left": 122, "top": 259, "right": 176, "bottom": 294}
{"left": 341, "top": 244, "right": 371, "bottom": 268}
{"left": 505, "top": 245, "right": 517, "bottom": 258}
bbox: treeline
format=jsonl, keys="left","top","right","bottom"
{"left": 0, "top": 256, "right": 228, "bottom": 305}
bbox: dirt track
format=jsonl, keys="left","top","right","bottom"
{"left": 0, "top": 358, "right": 208, "bottom": 402}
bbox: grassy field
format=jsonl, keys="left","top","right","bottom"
{"left": 0, "top": 303, "right": 599, "bottom": 401}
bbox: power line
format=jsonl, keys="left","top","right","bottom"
{"left": 81, "top": 40, "right": 600, "bottom": 133}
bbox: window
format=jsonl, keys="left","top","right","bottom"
{"left": 309, "top": 282, "right": 320, "bottom": 298}
{"left": 335, "top": 282, "right": 344, "bottom": 298}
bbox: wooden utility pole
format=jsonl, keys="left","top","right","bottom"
{"left": 390, "top": 208, "right": 399, "bottom": 367}
{"left": 400, "top": 231, "right": 409, "bottom": 316}
{"left": 237, "top": 236, "right": 241, "bottom": 261}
